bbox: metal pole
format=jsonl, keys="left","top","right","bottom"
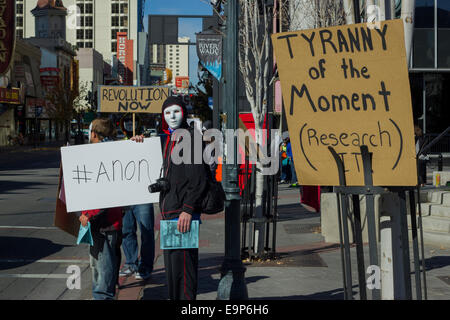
{"left": 352, "top": 195, "right": 367, "bottom": 300}
{"left": 416, "top": 185, "right": 428, "bottom": 299}
{"left": 408, "top": 188, "right": 422, "bottom": 300}
{"left": 329, "top": 147, "right": 354, "bottom": 300}
{"left": 353, "top": 0, "right": 361, "bottom": 23}
{"left": 385, "top": 0, "right": 392, "bottom": 20}
{"left": 398, "top": 190, "right": 413, "bottom": 299}
{"left": 217, "top": 0, "right": 248, "bottom": 300}
{"left": 423, "top": 76, "right": 426, "bottom": 134}
{"left": 360, "top": 146, "right": 380, "bottom": 300}
{"left": 335, "top": 191, "right": 350, "bottom": 300}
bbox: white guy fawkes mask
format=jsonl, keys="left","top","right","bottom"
{"left": 164, "top": 104, "right": 183, "bottom": 130}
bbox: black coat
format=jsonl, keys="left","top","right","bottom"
{"left": 159, "top": 128, "right": 208, "bottom": 220}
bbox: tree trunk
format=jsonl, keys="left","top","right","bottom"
{"left": 254, "top": 127, "right": 265, "bottom": 256}
{"left": 65, "top": 120, "right": 70, "bottom": 144}
{"left": 401, "top": 0, "right": 415, "bottom": 67}
{"left": 342, "top": 0, "right": 355, "bottom": 24}
{"left": 390, "top": 0, "right": 396, "bottom": 19}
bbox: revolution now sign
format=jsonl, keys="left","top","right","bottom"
{"left": 272, "top": 20, "right": 417, "bottom": 186}
{"left": 98, "top": 85, "right": 170, "bottom": 113}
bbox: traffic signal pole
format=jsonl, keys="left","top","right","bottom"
{"left": 217, "top": 0, "right": 248, "bottom": 300}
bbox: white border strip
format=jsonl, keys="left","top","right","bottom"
{"left": 0, "top": 226, "right": 58, "bottom": 230}
{"left": 0, "top": 259, "right": 89, "bottom": 264}
{"left": 0, "top": 274, "right": 69, "bottom": 279}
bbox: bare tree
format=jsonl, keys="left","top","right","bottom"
{"left": 400, "top": 0, "right": 415, "bottom": 66}
{"left": 208, "top": 0, "right": 346, "bottom": 256}
{"left": 287, "top": 0, "right": 345, "bottom": 31}
{"left": 343, "top": 0, "right": 356, "bottom": 24}
{"left": 46, "top": 80, "right": 88, "bottom": 143}
{"left": 239, "top": 0, "right": 345, "bottom": 256}
{"left": 237, "top": 0, "right": 275, "bottom": 256}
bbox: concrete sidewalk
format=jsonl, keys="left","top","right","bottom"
{"left": 117, "top": 185, "right": 450, "bottom": 300}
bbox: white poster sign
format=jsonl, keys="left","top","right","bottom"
{"left": 61, "top": 138, "right": 163, "bottom": 212}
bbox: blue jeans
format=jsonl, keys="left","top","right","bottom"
{"left": 90, "top": 230, "right": 121, "bottom": 300}
{"left": 290, "top": 157, "right": 298, "bottom": 183}
{"left": 122, "top": 203, "right": 155, "bottom": 273}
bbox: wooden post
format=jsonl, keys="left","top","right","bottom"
{"left": 133, "top": 113, "right": 136, "bottom": 137}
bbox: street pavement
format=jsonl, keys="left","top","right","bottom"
{"left": 0, "top": 144, "right": 92, "bottom": 299}
{"left": 0, "top": 144, "right": 449, "bottom": 300}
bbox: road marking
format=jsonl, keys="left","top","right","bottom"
{"left": 0, "top": 226, "right": 58, "bottom": 230}
{"left": 0, "top": 274, "right": 69, "bottom": 279}
{"left": 0, "top": 259, "right": 89, "bottom": 264}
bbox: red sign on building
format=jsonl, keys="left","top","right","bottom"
{"left": 0, "top": 0, "right": 16, "bottom": 75}
{"left": 40, "top": 67, "right": 60, "bottom": 89}
{"left": 175, "top": 76, "right": 189, "bottom": 89}
{"left": 116, "top": 32, "right": 133, "bottom": 85}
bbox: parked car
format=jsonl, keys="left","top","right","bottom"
{"left": 143, "top": 128, "right": 157, "bottom": 137}
{"left": 82, "top": 129, "right": 90, "bottom": 139}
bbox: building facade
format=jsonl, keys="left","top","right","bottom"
{"left": 0, "top": 38, "right": 44, "bottom": 147}
{"left": 409, "top": 0, "right": 450, "bottom": 142}
{"left": 16, "top": 0, "right": 145, "bottom": 66}
{"left": 166, "top": 37, "right": 190, "bottom": 88}
{"left": 25, "top": 0, "right": 78, "bottom": 143}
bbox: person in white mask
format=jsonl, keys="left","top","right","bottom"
{"left": 132, "top": 96, "right": 208, "bottom": 300}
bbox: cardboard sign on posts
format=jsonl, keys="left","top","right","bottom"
{"left": 272, "top": 19, "right": 417, "bottom": 186}
{"left": 61, "top": 138, "right": 163, "bottom": 212}
{"left": 98, "top": 86, "right": 170, "bottom": 113}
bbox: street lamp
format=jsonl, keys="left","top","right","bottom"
{"left": 217, "top": 0, "right": 248, "bottom": 300}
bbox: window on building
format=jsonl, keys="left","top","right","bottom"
{"left": 85, "top": 16, "right": 93, "bottom": 27}
{"left": 112, "top": 29, "right": 119, "bottom": 40}
{"left": 120, "top": 3, "right": 128, "bottom": 14}
{"left": 112, "top": 3, "right": 119, "bottom": 14}
{"left": 16, "top": 29, "right": 23, "bottom": 39}
{"left": 77, "top": 16, "right": 84, "bottom": 27}
{"left": 438, "top": 0, "right": 450, "bottom": 68}
{"left": 413, "top": 0, "right": 435, "bottom": 68}
{"left": 85, "top": 29, "right": 93, "bottom": 39}
{"left": 77, "top": 42, "right": 85, "bottom": 48}
{"left": 77, "top": 4, "right": 84, "bottom": 14}
{"left": 85, "top": 42, "right": 93, "bottom": 48}
{"left": 85, "top": 3, "right": 93, "bottom": 14}
{"left": 112, "top": 16, "right": 119, "bottom": 27}
{"left": 112, "top": 42, "right": 117, "bottom": 52}
{"left": 16, "top": 4, "right": 23, "bottom": 14}
{"left": 77, "top": 29, "right": 84, "bottom": 40}
{"left": 120, "top": 16, "right": 128, "bottom": 27}
{"left": 16, "top": 17, "right": 23, "bottom": 27}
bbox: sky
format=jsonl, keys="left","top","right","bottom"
{"left": 144, "top": 0, "right": 213, "bottom": 89}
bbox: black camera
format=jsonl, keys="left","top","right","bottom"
{"left": 148, "top": 178, "right": 170, "bottom": 193}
